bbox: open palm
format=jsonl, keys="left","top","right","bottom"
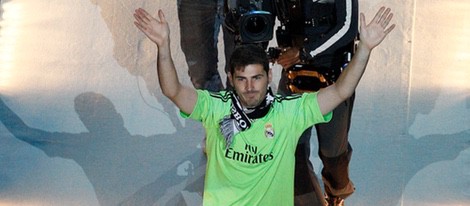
{"left": 360, "top": 7, "right": 396, "bottom": 50}
{"left": 133, "top": 8, "right": 169, "bottom": 47}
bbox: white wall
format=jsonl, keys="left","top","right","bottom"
{"left": 0, "top": 0, "right": 468, "bottom": 205}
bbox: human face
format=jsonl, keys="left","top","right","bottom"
{"left": 228, "top": 64, "right": 272, "bottom": 108}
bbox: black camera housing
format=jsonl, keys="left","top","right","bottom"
{"left": 224, "top": 0, "right": 275, "bottom": 44}
{"left": 238, "top": 10, "right": 274, "bottom": 43}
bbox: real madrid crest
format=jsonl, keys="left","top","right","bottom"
{"left": 264, "top": 123, "right": 275, "bottom": 139}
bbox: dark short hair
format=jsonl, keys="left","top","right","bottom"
{"left": 228, "top": 44, "right": 269, "bottom": 74}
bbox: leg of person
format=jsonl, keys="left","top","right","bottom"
{"left": 278, "top": 71, "right": 325, "bottom": 206}
{"left": 220, "top": 1, "right": 236, "bottom": 91}
{"left": 221, "top": 24, "right": 236, "bottom": 90}
{"left": 178, "top": 0, "right": 224, "bottom": 92}
{"left": 316, "top": 94, "right": 356, "bottom": 205}
{"left": 294, "top": 129, "right": 327, "bottom": 206}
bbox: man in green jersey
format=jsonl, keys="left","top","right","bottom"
{"left": 133, "top": 6, "right": 395, "bottom": 205}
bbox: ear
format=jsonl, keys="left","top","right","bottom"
{"left": 227, "top": 72, "right": 234, "bottom": 87}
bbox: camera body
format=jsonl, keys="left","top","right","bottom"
{"left": 224, "top": 0, "right": 275, "bottom": 44}
{"left": 238, "top": 10, "right": 274, "bottom": 43}
{"left": 266, "top": 27, "right": 292, "bottom": 60}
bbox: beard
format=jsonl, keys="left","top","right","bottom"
{"left": 239, "top": 90, "right": 267, "bottom": 108}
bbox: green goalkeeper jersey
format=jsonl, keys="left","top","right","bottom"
{"left": 182, "top": 90, "right": 331, "bottom": 206}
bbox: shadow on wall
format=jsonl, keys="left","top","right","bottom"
{"left": 2, "top": 92, "right": 469, "bottom": 206}
{"left": 0, "top": 1, "right": 204, "bottom": 205}
{"left": 349, "top": 86, "right": 470, "bottom": 205}
{"left": 356, "top": 129, "right": 470, "bottom": 206}
{"left": 1, "top": 0, "right": 469, "bottom": 205}
{"left": 0, "top": 92, "right": 206, "bottom": 206}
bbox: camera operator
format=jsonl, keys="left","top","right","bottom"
{"left": 272, "top": 0, "right": 359, "bottom": 205}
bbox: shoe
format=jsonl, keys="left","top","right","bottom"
{"left": 325, "top": 194, "right": 345, "bottom": 206}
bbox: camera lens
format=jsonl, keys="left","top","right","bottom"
{"left": 238, "top": 11, "right": 273, "bottom": 43}
{"left": 245, "top": 16, "right": 267, "bottom": 34}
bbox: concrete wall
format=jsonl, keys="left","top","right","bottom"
{"left": 0, "top": 0, "right": 468, "bottom": 205}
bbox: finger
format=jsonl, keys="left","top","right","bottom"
{"left": 134, "top": 9, "right": 149, "bottom": 24}
{"left": 134, "top": 21, "right": 145, "bottom": 32}
{"left": 360, "top": 13, "right": 366, "bottom": 29}
{"left": 158, "top": 9, "right": 166, "bottom": 23}
{"left": 384, "top": 23, "right": 396, "bottom": 35}
{"left": 381, "top": 8, "right": 391, "bottom": 21}
{"left": 373, "top": 7, "right": 385, "bottom": 23}
{"left": 382, "top": 13, "right": 393, "bottom": 28}
{"left": 137, "top": 8, "right": 153, "bottom": 23}
{"left": 133, "top": 13, "right": 145, "bottom": 24}
{"left": 380, "top": 8, "right": 391, "bottom": 27}
{"left": 138, "top": 8, "right": 150, "bottom": 17}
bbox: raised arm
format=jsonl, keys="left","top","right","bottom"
{"left": 133, "top": 8, "right": 197, "bottom": 114}
{"left": 317, "top": 7, "right": 396, "bottom": 115}
{"left": 0, "top": 96, "right": 70, "bottom": 147}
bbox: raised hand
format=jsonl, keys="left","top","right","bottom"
{"left": 359, "top": 7, "right": 396, "bottom": 51}
{"left": 277, "top": 47, "right": 301, "bottom": 69}
{"left": 133, "top": 8, "right": 169, "bottom": 47}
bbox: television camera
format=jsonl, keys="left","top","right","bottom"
{"left": 224, "top": 0, "right": 275, "bottom": 44}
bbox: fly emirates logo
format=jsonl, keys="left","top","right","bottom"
{"left": 225, "top": 144, "right": 274, "bottom": 164}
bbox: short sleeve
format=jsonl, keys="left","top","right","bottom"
{"left": 299, "top": 92, "right": 332, "bottom": 125}
{"left": 180, "top": 90, "right": 207, "bottom": 121}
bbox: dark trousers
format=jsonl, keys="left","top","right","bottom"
{"left": 177, "top": 0, "right": 236, "bottom": 92}
{"left": 279, "top": 69, "right": 355, "bottom": 206}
